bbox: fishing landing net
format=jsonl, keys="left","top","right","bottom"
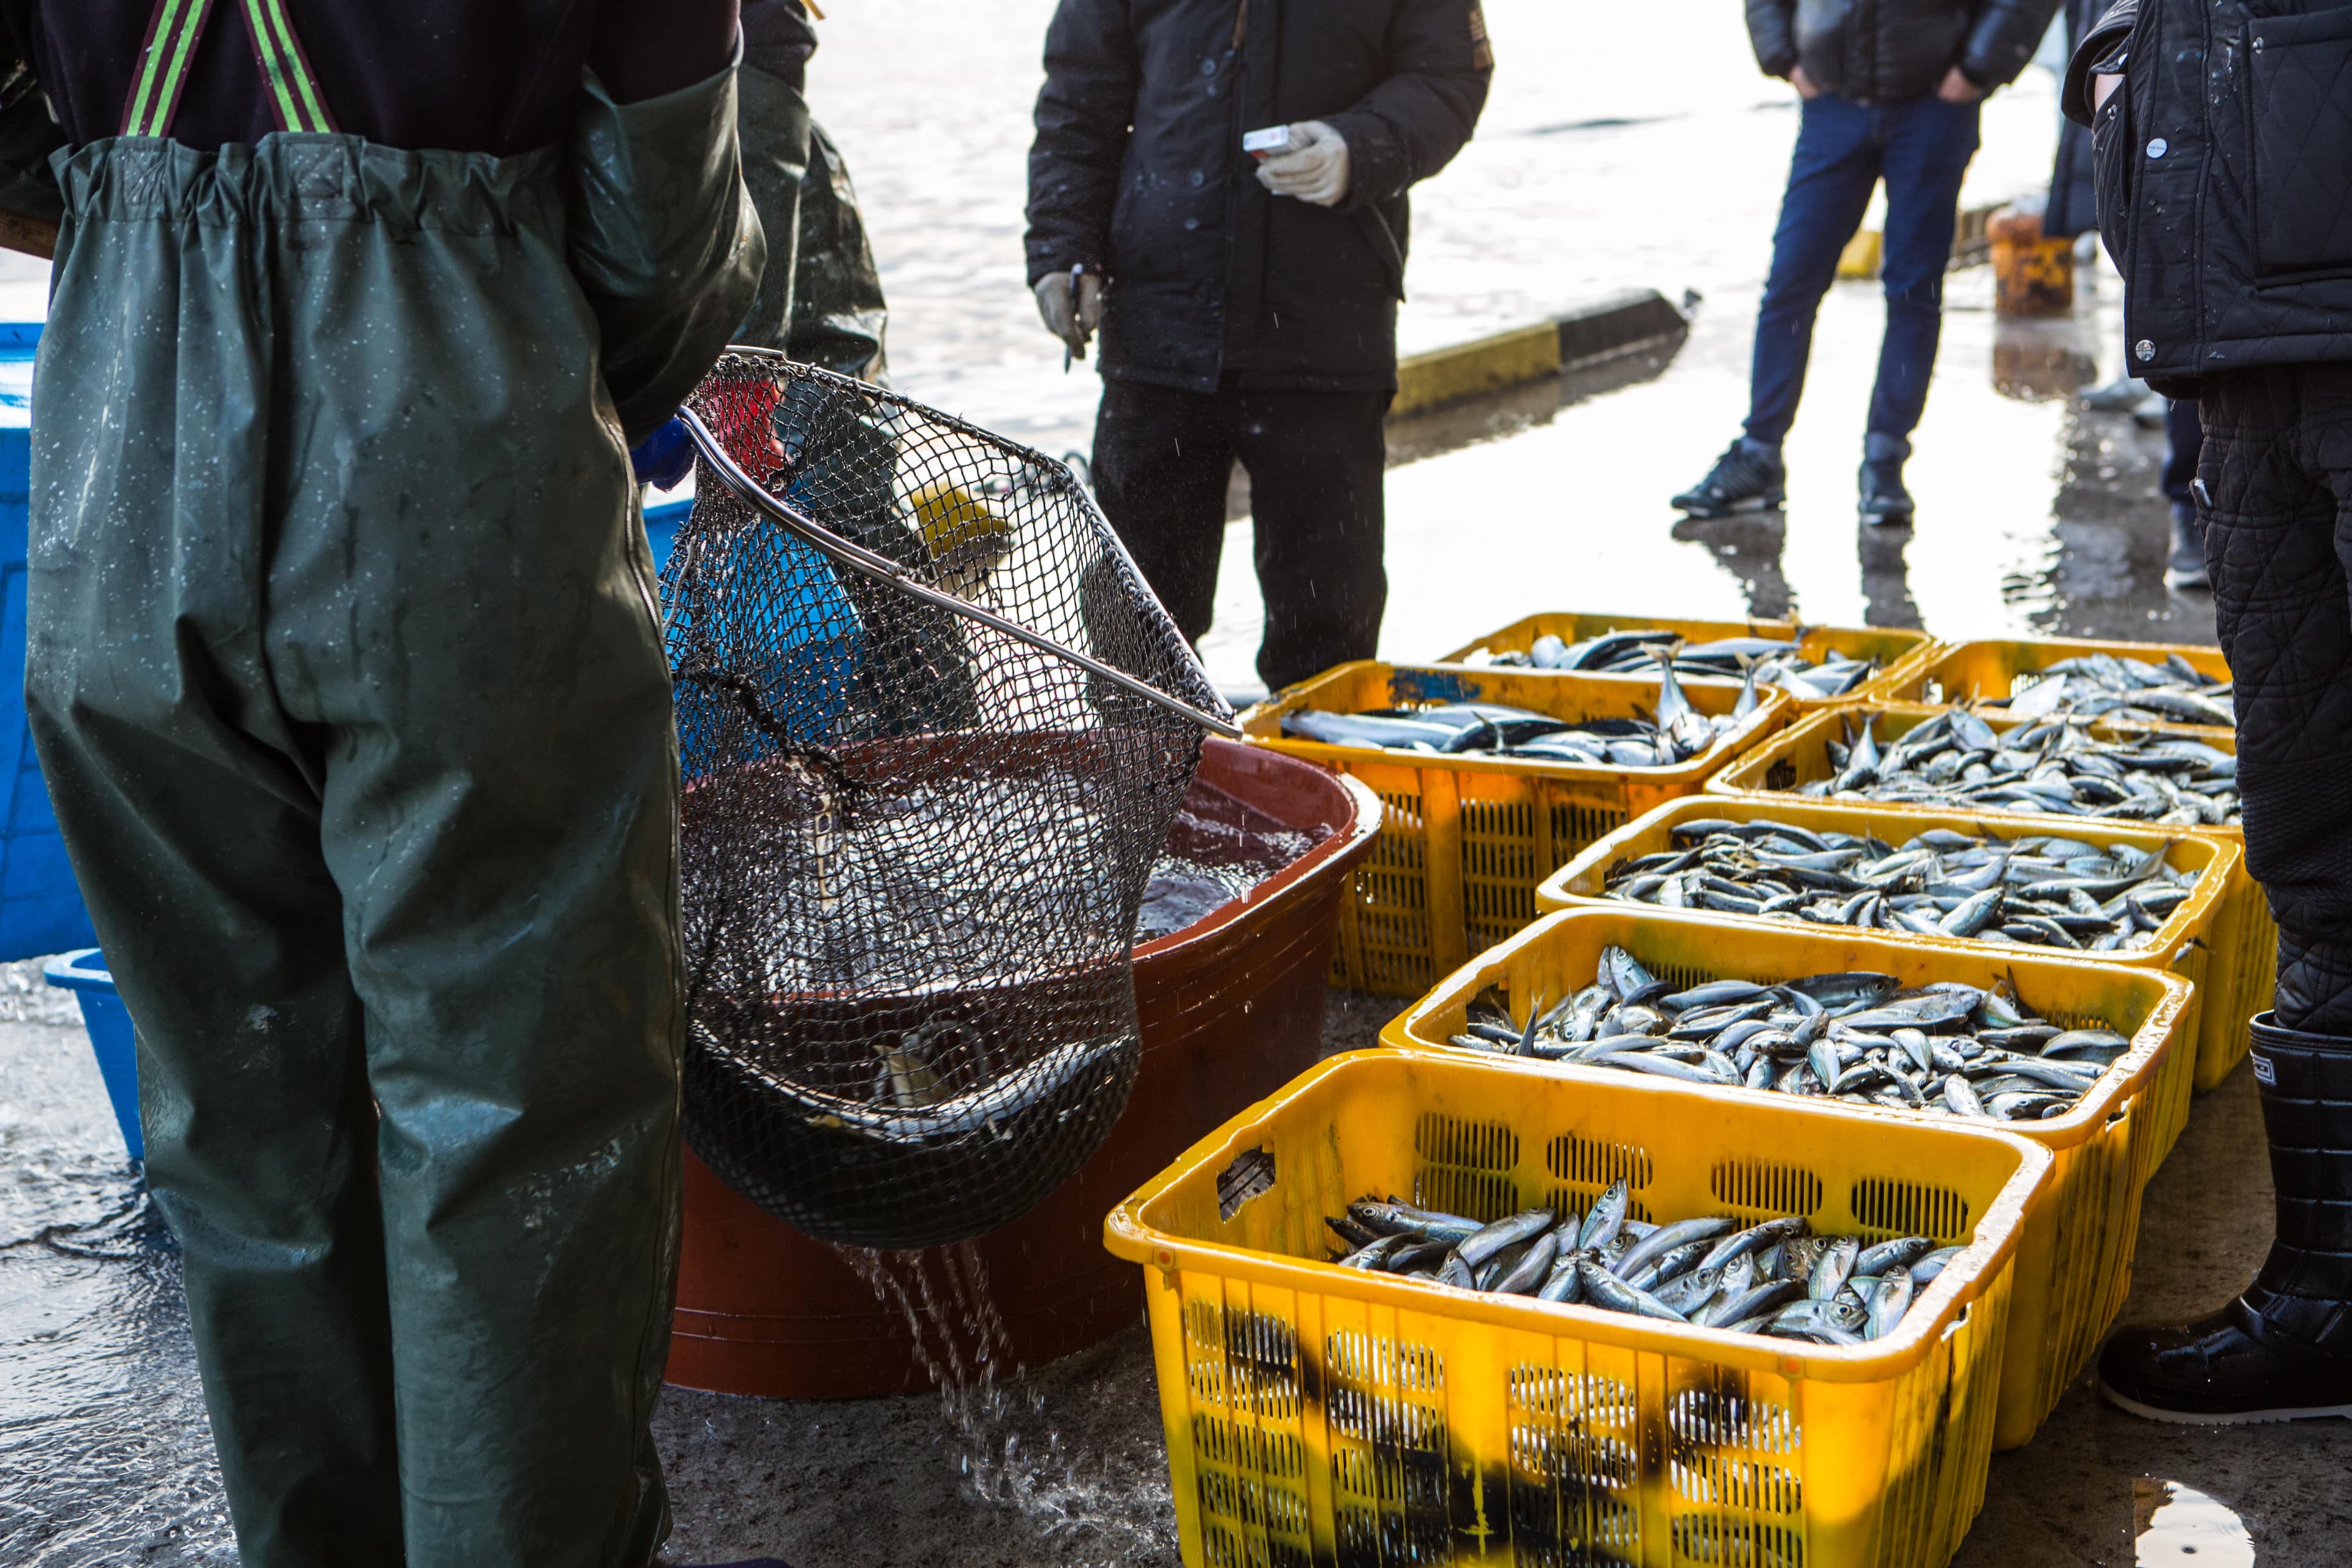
{"left": 664, "top": 351, "right": 1235, "bottom": 1250}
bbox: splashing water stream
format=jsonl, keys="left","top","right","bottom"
{"left": 831, "top": 1242, "right": 1177, "bottom": 1564}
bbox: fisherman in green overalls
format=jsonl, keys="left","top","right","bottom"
{"left": 0, "top": 2, "right": 767, "bottom": 1563}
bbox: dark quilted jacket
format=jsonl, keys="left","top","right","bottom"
{"left": 1745, "top": 0, "right": 2060, "bottom": 102}
{"left": 1025, "top": 0, "right": 1490, "bottom": 393}
{"left": 2066, "top": 0, "right": 2352, "bottom": 391}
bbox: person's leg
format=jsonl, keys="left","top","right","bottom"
{"left": 1090, "top": 379, "right": 1234, "bottom": 647}
{"left": 785, "top": 119, "right": 890, "bottom": 382}
{"left": 1225, "top": 387, "right": 1391, "bottom": 692}
{"left": 263, "top": 180, "right": 685, "bottom": 1567}
{"left": 1743, "top": 96, "right": 1882, "bottom": 448}
{"left": 24, "top": 170, "right": 405, "bottom": 1568}
{"left": 2097, "top": 364, "right": 2352, "bottom": 1421}
{"left": 2164, "top": 398, "right": 2210, "bottom": 588}
{"left": 730, "top": 63, "right": 813, "bottom": 353}
{"left": 1868, "top": 95, "right": 1981, "bottom": 451}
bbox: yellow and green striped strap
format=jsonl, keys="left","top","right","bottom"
{"left": 121, "top": 0, "right": 217, "bottom": 138}
{"left": 238, "top": 0, "right": 337, "bottom": 135}
{"left": 120, "top": 0, "right": 338, "bottom": 138}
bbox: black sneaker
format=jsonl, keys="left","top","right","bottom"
{"left": 1858, "top": 433, "right": 1914, "bottom": 526}
{"left": 1858, "top": 462, "right": 1914, "bottom": 526}
{"left": 1672, "top": 441, "right": 1785, "bottom": 517}
{"left": 2165, "top": 500, "right": 2209, "bottom": 590}
{"left": 2099, "top": 1299, "right": 2352, "bottom": 1425}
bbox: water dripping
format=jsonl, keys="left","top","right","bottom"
{"left": 829, "top": 1241, "right": 1175, "bottom": 1565}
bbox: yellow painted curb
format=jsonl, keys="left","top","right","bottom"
{"left": 1838, "top": 227, "right": 1883, "bottom": 280}
{"left": 1392, "top": 321, "right": 1561, "bottom": 417}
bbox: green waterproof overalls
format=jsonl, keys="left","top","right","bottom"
{"left": 23, "top": 2, "right": 763, "bottom": 1564}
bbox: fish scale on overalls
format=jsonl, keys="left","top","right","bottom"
{"left": 21, "top": 0, "right": 758, "bottom": 1562}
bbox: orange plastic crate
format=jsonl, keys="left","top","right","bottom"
{"left": 1708, "top": 703, "right": 2272, "bottom": 1092}
{"left": 1381, "top": 907, "right": 2192, "bottom": 1453}
{"left": 1873, "top": 635, "right": 2231, "bottom": 738}
{"left": 1108, "top": 1050, "right": 2052, "bottom": 1568}
{"left": 1531, "top": 795, "right": 2237, "bottom": 1172}
{"left": 1430, "top": 611, "right": 1937, "bottom": 713}
{"left": 1240, "top": 662, "right": 1790, "bottom": 995}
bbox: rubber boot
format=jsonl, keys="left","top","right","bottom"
{"left": 2097, "top": 1012, "right": 2352, "bottom": 1423}
{"left": 2163, "top": 500, "right": 2209, "bottom": 591}
{"left": 1857, "top": 432, "right": 1915, "bottom": 527}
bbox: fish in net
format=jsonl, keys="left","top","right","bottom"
{"left": 663, "top": 352, "right": 1234, "bottom": 1249}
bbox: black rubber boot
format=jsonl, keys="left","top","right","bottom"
{"left": 2097, "top": 1012, "right": 2352, "bottom": 1423}
{"left": 1857, "top": 432, "right": 1915, "bottom": 527}
{"left": 2164, "top": 500, "right": 2209, "bottom": 591}
{"left": 1672, "top": 439, "right": 1785, "bottom": 516}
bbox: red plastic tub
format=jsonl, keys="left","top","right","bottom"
{"left": 665, "top": 737, "right": 1382, "bottom": 1397}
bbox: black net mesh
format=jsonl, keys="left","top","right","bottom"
{"left": 662, "top": 352, "right": 1231, "bottom": 1250}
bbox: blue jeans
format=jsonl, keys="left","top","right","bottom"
{"left": 1745, "top": 92, "right": 1981, "bottom": 451}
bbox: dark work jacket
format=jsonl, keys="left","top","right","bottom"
{"left": 2043, "top": 0, "right": 2100, "bottom": 237}
{"left": 1025, "top": 0, "right": 1491, "bottom": 393}
{"left": 0, "top": 1, "right": 741, "bottom": 151}
{"left": 2065, "top": 0, "right": 2352, "bottom": 391}
{"left": 1746, "top": 0, "right": 2060, "bottom": 100}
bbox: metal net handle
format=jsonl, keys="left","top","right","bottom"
{"left": 677, "top": 409, "right": 1243, "bottom": 741}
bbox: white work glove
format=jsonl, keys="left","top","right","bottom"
{"left": 1035, "top": 268, "right": 1105, "bottom": 360}
{"left": 1255, "top": 120, "right": 1351, "bottom": 208}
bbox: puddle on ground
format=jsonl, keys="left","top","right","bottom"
{"left": 2136, "top": 1479, "right": 2257, "bottom": 1566}
{"left": 0, "top": 955, "right": 233, "bottom": 1566}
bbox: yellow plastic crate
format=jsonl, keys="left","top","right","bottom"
{"left": 1874, "top": 635, "right": 2231, "bottom": 737}
{"left": 1107, "top": 1050, "right": 2052, "bottom": 1568}
{"left": 1431, "top": 612, "right": 1939, "bottom": 712}
{"left": 1239, "top": 663, "right": 1792, "bottom": 995}
{"left": 1381, "top": 908, "right": 2192, "bottom": 1453}
{"left": 1531, "top": 796, "right": 2239, "bottom": 1172}
{"left": 1709, "top": 703, "right": 2273, "bottom": 1093}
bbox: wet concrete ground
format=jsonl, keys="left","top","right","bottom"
{"left": 1200, "top": 258, "right": 2214, "bottom": 696}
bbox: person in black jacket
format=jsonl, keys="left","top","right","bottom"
{"left": 2068, "top": 0, "right": 2352, "bottom": 1428}
{"left": 1674, "top": 0, "right": 2059, "bottom": 526}
{"left": 1025, "top": 0, "right": 1490, "bottom": 693}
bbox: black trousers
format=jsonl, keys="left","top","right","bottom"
{"left": 2203, "top": 364, "right": 2352, "bottom": 1029}
{"left": 1091, "top": 377, "right": 1389, "bottom": 693}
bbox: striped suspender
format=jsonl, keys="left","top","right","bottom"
{"left": 122, "top": 0, "right": 339, "bottom": 138}
{"left": 236, "top": 0, "right": 337, "bottom": 135}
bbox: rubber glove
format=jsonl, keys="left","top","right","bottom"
{"left": 630, "top": 415, "right": 696, "bottom": 489}
{"left": 1255, "top": 120, "right": 1350, "bottom": 208}
{"left": 1035, "top": 268, "right": 1105, "bottom": 359}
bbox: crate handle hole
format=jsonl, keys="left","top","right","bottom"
{"left": 1218, "top": 1146, "right": 1277, "bottom": 1221}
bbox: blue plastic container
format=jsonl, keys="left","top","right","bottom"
{"left": 0, "top": 323, "right": 100, "bottom": 963}
{"left": 42, "top": 948, "right": 141, "bottom": 1161}
{"left": 645, "top": 494, "right": 691, "bottom": 575}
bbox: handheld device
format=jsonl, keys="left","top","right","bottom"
{"left": 1242, "top": 126, "right": 1292, "bottom": 160}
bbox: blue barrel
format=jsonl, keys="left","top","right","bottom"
{"left": 0, "top": 323, "right": 98, "bottom": 963}
{"left": 43, "top": 948, "right": 140, "bottom": 1161}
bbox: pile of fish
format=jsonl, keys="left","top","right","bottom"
{"left": 1471, "top": 627, "right": 1880, "bottom": 702}
{"left": 1980, "top": 652, "right": 2233, "bottom": 729}
{"left": 1599, "top": 816, "right": 2197, "bottom": 952}
{"left": 1439, "top": 945, "right": 2131, "bottom": 1122}
{"left": 1785, "top": 709, "right": 2241, "bottom": 827}
{"left": 1327, "top": 1182, "right": 1961, "bottom": 1343}
{"left": 1281, "top": 657, "right": 1744, "bottom": 767}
